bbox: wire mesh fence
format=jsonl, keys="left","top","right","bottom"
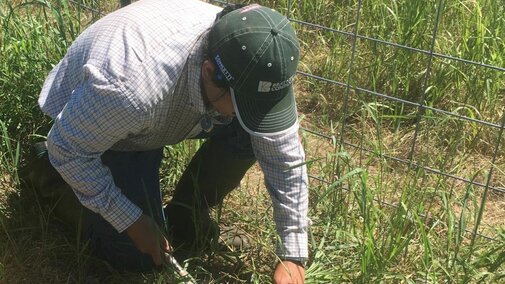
{"left": 290, "top": 0, "right": 504, "bottom": 240}
{"left": 209, "top": 0, "right": 505, "bottom": 242}
{"left": 67, "top": 0, "right": 504, "bottom": 241}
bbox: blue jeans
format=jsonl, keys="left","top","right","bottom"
{"left": 28, "top": 119, "right": 256, "bottom": 272}
{"left": 85, "top": 148, "right": 165, "bottom": 271}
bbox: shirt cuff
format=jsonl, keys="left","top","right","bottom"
{"left": 279, "top": 258, "right": 307, "bottom": 268}
{"left": 276, "top": 230, "right": 309, "bottom": 262}
{"left": 100, "top": 192, "right": 143, "bottom": 233}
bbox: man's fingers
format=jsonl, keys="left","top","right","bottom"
{"left": 127, "top": 214, "right": 173, "bottom": 266}
{"left": 273, "top": 261, "right": 305, "bottom": 284}
{"left": 161, "top": 237, "right": 173, "bottom": 253}
{"left": 152, "top": 234, "right": 172, "bottom": 265}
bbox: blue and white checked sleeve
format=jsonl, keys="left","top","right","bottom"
{"left": 47, "top": 64, "right": 146, "bottom": 233}
{"left": 251, "top": 125, "right": 309, "bottom": 261}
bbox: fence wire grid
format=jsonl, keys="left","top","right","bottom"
{"left": 67, "top": 0, "right": 504, "bottom": 241}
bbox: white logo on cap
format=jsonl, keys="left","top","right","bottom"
{"left": 258, "top": 81, "right": 273, "bottom": 92}
{"left": 214, "top": 55, "right": 234, "bottom": 81}
{"left": 257, "top": 76, "right": 294, "bottom": 93}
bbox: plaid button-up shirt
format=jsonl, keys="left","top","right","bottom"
{"left": 39, "top": 0, "right": 309, "bottom": 261}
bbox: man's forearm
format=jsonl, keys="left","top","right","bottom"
{"left": 251, "top": 127, "right": 310, "bottom": 261}
{"left": 47, "top": 137, "right": 143, "bottom": 232}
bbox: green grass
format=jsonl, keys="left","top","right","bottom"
{"left": 1, "top": 0, "right": 505, "bottom": 283}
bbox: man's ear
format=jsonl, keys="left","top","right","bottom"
{"left": 201, "top": 59, "right": 216, "bottom": 83}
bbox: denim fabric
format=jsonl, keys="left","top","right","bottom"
{"left": 85, "top": 148, "right": 164, "bottom": 272}
{"left": 165, "top": 119, "right": 256, "bottom": 260}
{"left": 86, "top": 118, "right": 254, "bottom": 271}
{"left": 25, "top": 118, "right": 255, "bottom": 271}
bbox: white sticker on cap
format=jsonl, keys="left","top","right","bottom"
{"left": 257, "top": 76, "right": 294, "bottom": 93}
{"left": 258, "top": 81, "right": 273, "bottom": 92}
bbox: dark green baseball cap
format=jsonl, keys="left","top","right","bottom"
{"left": 208, "top": 4, "right": 300, "bottom": 136}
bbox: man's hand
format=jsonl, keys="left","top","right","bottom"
{"left": 126, "top": 214, "right": 171, "bottom": 266}
{"left": 273, "top": 260, "right": 305, "bottom": 284}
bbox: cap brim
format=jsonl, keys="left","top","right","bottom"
{"left": 231, "top": 86, "right": 298, "bottom": 136}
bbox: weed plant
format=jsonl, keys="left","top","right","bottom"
{"left": 0, "top": 0, "right": 504, "bottom": 283}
